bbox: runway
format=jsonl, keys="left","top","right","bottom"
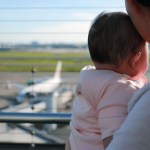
{"left": 0, "top": 72, "right": 77, "bottom": 144}
{"left": 0, "top": 72, "right": 79, "bottom": 109}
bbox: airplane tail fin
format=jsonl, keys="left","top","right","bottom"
{"left": 54, "top": 61, "right": 62, "bottom": 78}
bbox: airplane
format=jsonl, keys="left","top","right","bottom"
{"left": 16, "top": 61, "right": 63, "bottom": 103}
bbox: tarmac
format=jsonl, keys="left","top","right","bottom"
{"left": 0, "top": 72, "right": 75, "bottom": 144}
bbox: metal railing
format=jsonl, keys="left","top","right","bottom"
{"left": 0, "top": 112, "right": 72, "bottom": 150}
{"left": 0, "top": 112, "right": 71, "bottom": 123}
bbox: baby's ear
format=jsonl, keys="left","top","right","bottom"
{"left": 130, "top": 52, "right": 141, "bottom": 68}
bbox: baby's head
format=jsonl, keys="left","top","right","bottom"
{"left": 88, "top": 11, "right": 149, "bottom": 78}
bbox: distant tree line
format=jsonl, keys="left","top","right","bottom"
{"left": 0, "top": 42, "right": 88, "bottom": 51}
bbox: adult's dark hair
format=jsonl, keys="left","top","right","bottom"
{"left": 88, "top": 11, "right": 144, "bottom": 66}
{"left": 137, "top": 0, "right": 150, "bottom": 7}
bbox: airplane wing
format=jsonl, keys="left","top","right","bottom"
{"left": 5, "top": 82, "right": 26, "bottom": 90}
{"left": 26, "top": 77, "right": 49, "bottom": 85}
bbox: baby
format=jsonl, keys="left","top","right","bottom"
{"left": 67, "top": 11, "right": 149, "bottom": 150}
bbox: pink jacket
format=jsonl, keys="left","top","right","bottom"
{"left": 70, "top": 66, "right": 146, "bottom": 150}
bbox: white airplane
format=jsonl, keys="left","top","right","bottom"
{"left": 16, "top": 61, "right": 62, "bottom": 103}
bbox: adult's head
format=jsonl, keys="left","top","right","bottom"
{"left": 125, "top": 0, "right": 150, "bottom": 42}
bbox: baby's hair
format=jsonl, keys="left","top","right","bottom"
{"left": 88, "top": 11, "right": 145, "bottom": 66}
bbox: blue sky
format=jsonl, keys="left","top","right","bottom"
{"left": 0, "top": 0, "right": 126, "bottom": 44}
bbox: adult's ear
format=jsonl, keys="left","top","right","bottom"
{"left": 130, "top": 52, "right": 141, "bottom": 68}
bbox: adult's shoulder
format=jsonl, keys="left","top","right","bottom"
{"left": 128, "top": 83, "right": 150, "bottom": 112}
{"left": 106, "top": 83, "right": 150, "bottom": 150}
